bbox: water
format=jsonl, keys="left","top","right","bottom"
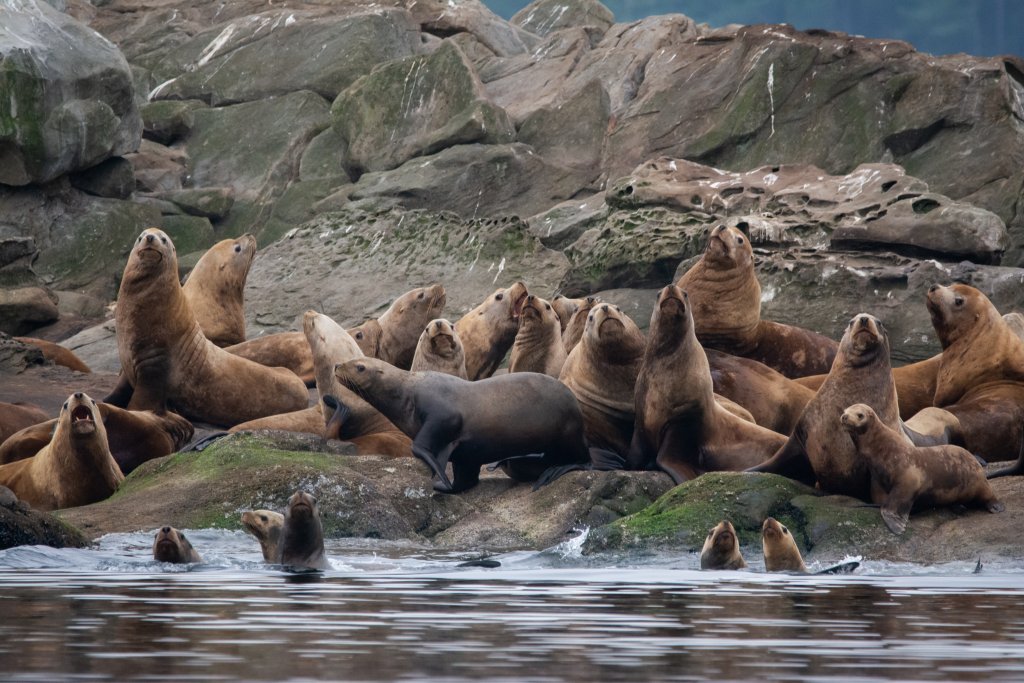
{"left": 2, "top": 531, "right": 1024, "bottom": 682}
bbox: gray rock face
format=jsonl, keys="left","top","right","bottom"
{"left": 0, "top": 0, "right": 141, "bottom": 185}
{"left": 512, "top": 0, "right": 615, "bottom": 38}
{"left": 0, "top": 333, "right": 44, "bottom": 372}
{"left": 0, "top": 287, "right": 59, "bottom": 335}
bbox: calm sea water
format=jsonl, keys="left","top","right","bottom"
{"left": 1, "top": 530, "right": 1023, "bottom": 682}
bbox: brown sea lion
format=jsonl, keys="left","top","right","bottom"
{"left": 0, "top": 402, "right": 49, "bottom": 446}
{"left": 276, "top": 490, "right": 330, "bottom": 570}
{"left": 559, "top": 303, "right": 644, "bottom": 458}
{"left": 707, "top": 350, "right": 815, "bottom": 435}
{"left": 677, "top": 224, "right": 838, "bottom": 378}
{"left": 628, "top": 286, "right": 786, "bottom": 484}
{"left": 13, "top": 338, "right": 91, "bottom": 373}
{"left": 561, "top": 296, "right": 600, "bottom": 354}
{"left": 551, "top": 295, "right": 587, "bottom": 332}
{"left": 105, "top": 228, "right": 308, "bottom": 427}
{"left": 181, "top": 234, "right": 256, "bottom": 347}
{"left": 841, "top": 404, "right": 1004, "bottom": 534}
{"left": 152, "top": 526, "right": 203, "bottom": 563}
{"left": 455, "top": 282, "right": 529, "bottom": 380}
{"left": 509, "top": 295, "right": 566, "bottom": 377}
{"left": 228, "top": 408, "right": 326, "bottom": 436}
{"left": 226, "top": 332, "right": 314, "bottom": 384}
{"left": 410, "top": 319, "right": 468, "bottom": 378}
{"left": 700, "top": 520, "right": 747, "bottom": 570}
{"left": 241, "top": 509, "right": 284, "bottom": 562}
{"left": 0, "top": 404, "right": 193, "bottom": 474}
{"left": 0, "top": 392, "right": 123, "bottom": 511}
{"left": 761, "top": 517, "right": 806, "bottom": 572}
{"left": 335, "top": 358, "right": 590, "bottom": 493}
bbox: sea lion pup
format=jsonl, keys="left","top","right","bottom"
{"left": 0, "top": 404, "right": 193, "bottom": 474}
{"left": 455, "top": 281, "right": 529, "bottom": 380}
{"left": 13, "top": 338, "right": 91, "bottom": 373}
{"left": 105, "top": 228, "right": 308, "bottom": 427}
{"left": 276, "top": 490, "right": 330, "bottom": 570}
{"left": 841, "top": 404, "right": 1004, "bottom": 534}
{"left": 152, "top": 526, "right": 203, "bottom": 564}
{"left": 241, "top": 509, "right": 284, "bottom": 562}
{"left": 700, "top": 521, "right": 747, "bottom": 570}
{"left": 335, "top": 358, "right": 590, "bottom": 493}
{"left": 561, "top": 296, "right": 600, "bottom": 354}
{"left": 676, "top": 224, "right": 838, "bottom": 378}
{"left": 181, "top": 234, "right": 256, "bottom": 347}
{"left": 707, "top": 350, "right": 815, "bottom": 435}
{"left": 410, "top": 319, "right": 467, "bottom": 378}
{"left": 0, "top": 402, "right": 49, "bottom": 445}
{"left": 0, "top": 392, "right": 123, "bottom": 511}
{"left": 628, "top": 285, "right": 786, "bottom": 484}
{"left": 761, "top": 517, "right": 806, "bottom": 572}
{"left": 560, "top": 303, "right": 644, "bottom": 458}
{"left": 509, "top": 295, "right": 567, "bottom": 377}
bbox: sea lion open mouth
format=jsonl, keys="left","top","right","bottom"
{"left": 71, "top": 405, "right": 92, "bottom": 423}
{"left": 70, "top": 404, "right": 96, "bottom": 434}
{"left": 511, "top": 290, "right": 529, "bottom": 320}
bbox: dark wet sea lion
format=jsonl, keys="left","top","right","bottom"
{"left": 677, "top": 224, "right": 837, "bottom": 378}
{"left": 276, "top": 490, "right": 330, "bottom": 570}
{"left": 0, "top": 392, "right": 123, "bottom": 511}
{"left": 509, "top": 295, "right": 566, "bottom": 377}
{"left": 106, "top": 228, "right": 308, "bottom": 427}
{"left": 153, "top": 526, "right": 203, "bottom": 563}
{"left": 181, "top": 234, "right": 256, "bottom": 347}
{"left": 841, "top": 404, "right": 1004, "bottom": 534}
{"left": 241, "top": 509, "right": 284, "bottom": 562}
{"left": 335, "top": 358, "right": 590, "bottom": 493}
{"left": 700, "top": 520, "right": 747, "bottom": 570}
{"left": 628, "top": 285, "right": 786, "bottom": 484}
{"left": 13, "top": 338, "right": 91, "bottom": 373}
{"left": 455, "top": 282, "right": 528, "bottom": 380}
{"left": 761, "top": 517, "right": 806, "bottom": 572}
{"left": 410, "top": 318, "right": 468, "bottom": 378}
{"left": 0, "top": 402, "right": 49, "bottom": 446}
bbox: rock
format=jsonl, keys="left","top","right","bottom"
{"left": 0, "top": 237, "right": 39, "bottom": 289}
{"left": 332, "top": 40, "right": 515, "bottom": 176}
{"left": 260, "top": 179, "right": 353, "bottom": 246}
{"left": 126, "top": 139, "right": 188, "bottom": 194}
{"left": 512, "top": 0, "right": 615, "bottom": 38}
{"left": 58, "top": 432, "right": 672, "bottom": 549}
{"left": 528, "top": 192, "right": 610, "bottom": 250}
{"left": 68, "top": 157, "right": 135, "bottom": 199}
{"left": 0, "top": 0, "right": 141, "bottom": 185}
{"left": 0, "top": 332, "right": 45, "bottom": 372}
{"left": 140, "top": 99, "right": 205, "bottom": 144}
{"left": 53, "top": 290, "right": 106, "bottom": 319}
{"left": 299, "top": 127, "right": 351, "bottom": 183}
{"left": 409, "top": 0, "right": 534, "bottom": 58}
{"left": 159, "top": 214, "right": 215, "bottom": 255}
{"left": 60, "top": 318, "right": 118, "bottom": 374}
{"left": 0, "top": 485, "right": 88, "bottom": 551}
{"left": 244, "top": 206, "right": 569, "bottom": 333}
{"left": 166, "top": 187, "right": 234, "bottom": 221}
{"left": 153, "top": 9, "right": 423, "bottom": 106}
{"left": 0, "top": 287, "right": 59, "bottom": 336}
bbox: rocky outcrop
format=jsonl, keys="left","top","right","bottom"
{"left": 0, "top": 485, "right": 88, "bottom": 551}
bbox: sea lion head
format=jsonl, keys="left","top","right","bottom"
{"left": 520, "top": 295, "right": 559, "bottom": 329}
{"left": 840, "top": 313, "right": 887, "bottom": 363}
{"left": 152, "top": 526, "right": 198, "bottom": 563}
{"left": 761, "top": 517, "right": 791, "bottom": 542}
{"left": 926, "top": 284, "right": 992, "bottom": 348}
{"left": 389, "top": 283, "right": 447, "bottom": 319}
{"left": 60, "top": 392, "right": 102, "bottom": 439}
{"left": 224, "top": 233, "right": 257, "bottom": 278}
{"left": 705, "top": 520, "right": 737, "bottom": 552}
{"left": 241, "top": 509, "right": 283, "bottom": 562}
{"left": 649, "top": 285, "right": 692, "bottom": 349}
{"left": 562, "top": 296, "right": 601, "bottom": 350}
{"left": 303, "top": 310, "right": 362, "bottom": 359}
{"left": 334, "top": 357, "right": 394, "bottom": 402}
{"left": 761, "top": 517, "right": 805, "bottom": 572}
{"left": 703, "top": 224, "right": 752, "bottom": 270}
{"left": 700, "top": 520, "right": 745, "bottom": 569}
{"left": 285, "top": 490, "right": 319, "bottom": 524}
{"left": 551, "top": 295, "right": 587, "bottom": 331}
{"left": 422, "top": 318, "right": 460, "bottom": 358}
{"left": 840, "top": 403, "right": 875, "bottom": 435}
{"left": 127, "top": 227, "right": 176, "bottom": 277}
{"left": 481, "top": 281, "right": 529, "bottom": 324}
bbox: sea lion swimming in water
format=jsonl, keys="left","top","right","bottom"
{"left": 761, "top": 517, "right": 806, "bottom": 572}
{"left": 700, "top": 520, "right": 746, "bottom": 570}
{"left": 242, "top": 509, "right": 284, "bottom": 562}
{"left": 276, "top": 490, "right": 330, "bottom": 571}
{"left": 152, "top": 526, "right": 203, "bottom": 563}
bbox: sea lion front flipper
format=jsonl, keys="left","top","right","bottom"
{"left": 654, "top": 420, "right": 700, "bottom": 484}
{"left": 879, "top": 503, "right": 910, "bottom": 535}
{"left": 746, "top": 428, "right": 815, "bottom": 486}
{"left": 411, "top": 418, "right": 460, "bottom": 491}
{"left": 322, "top": 395, "right": 350, "bottom": 440}
{"left": 103, "top": 373, "right": 134, "bottom": 408}
{"left": 532, "top": 463, "right": 590, "bottom": 489}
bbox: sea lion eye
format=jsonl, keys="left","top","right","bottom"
{"left": 495, "top": 293, "right": 504, "bottom": 301}
{"left": 160, "top": 237, "right": 167, "bottom": 244}
{"left": 260, "top": 515, "right": 267, "bottom": 522}
{"left": 737, "top": 237, "right": 744, "bottom": 244}
{"left": 545, "top": 304, "right": 551, "bottom": 310}
{"left": 417, "top": 292, "right": 424, "bottom": 299}
{"left": 782, "top": 527, "right": 789, "bottom": 535}
{"left": 356, "top": 364, "right": 366, "bottom": 373}
{"left": 234, "top": 245, "right": 241, "bottom": 253}
{"left": 954, "top": 297, "right": 964, "bottom": 306}
{"left": 355, "top": 331, "right": 363, "bottom": 340}
{"left": 62, "top": 401, "right": 68, "bottom": 410}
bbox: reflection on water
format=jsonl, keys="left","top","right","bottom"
{"left": 1, "top": 531, "right": 1024, "bottom": 682}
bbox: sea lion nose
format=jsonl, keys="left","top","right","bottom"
{"left": 435, "top": 320, "right": 442, "bottom": 329}
{"left": 601, "top": 304, "right": 609, "bottom": 312}
{"left": 161, "top": 526, "right": 170, "bottom": 534}
{"left": 73, "top": 392, "right": 83, "bottom": 399}
{"left": 586, "top": 296, "right": 596, "bottom": 304}
{"left": 145, "top": 234, "right": 155, "bottom": 243}
{"left": 527, "top": 294, "right": 535, "bottom": 302}
{"left": 859, "top": 315, "right": 869, "bottom": 325}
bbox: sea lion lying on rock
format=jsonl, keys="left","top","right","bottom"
{"left": 181, "top": 234, "right": 256, "bottom": 348}
{"left": 13, "top": 338, "right": 91, "bottom": 373}
{"left": 153, "top": 526, "right": 203, "bottom": 564}
{"left": 0, "top": 402, "right": 49, "bottom": 445}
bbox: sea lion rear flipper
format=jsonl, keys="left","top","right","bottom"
{"left": 987, "top": 438, "right": 1024, "bottom": 479}
{"left": 880, "top": 506, "right": 909, "bottom": 535}
{"left": 186, "top": 432, "right": 231, "bottom": 452}
{"left": 532, "top": 463, "right": 590, "bottom": 489}
{"left": 588, "top": 447, "right": 626, "bottom": 471}
{"left": 103, "top": 373, "right": 134, "bottom": 408}
{"left": 322, "top": 395, "right": 351, "bottom": 440}
{"left": 816, "top": 561, "right": 860, "bottom": 575}
{"left": 745, "top": 429, "right": 815, "bottom": 486}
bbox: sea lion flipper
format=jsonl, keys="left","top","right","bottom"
{"left": 987, "top": 500, "right": 1006, "bottom": 513}
{"left": 322, "top": 394, "right": 351, "bottom": 441}
{"left": 532, "top": 463, "right": 589, "bottom": 489}
{"left": 746, "top": 430, "right": 815, "bottom": 485}
{"left": 103, "top": 374, "right": 134, "bottom": 408}
{"left": 880, "top": 506, "right": 909, "bottom": 535}
{"left": 654, "top": 420, "right": 700, "bottom": 484}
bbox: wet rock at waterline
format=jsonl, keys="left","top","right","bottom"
{"left": 0, "top": 485, "right": 88, "bottom": 551}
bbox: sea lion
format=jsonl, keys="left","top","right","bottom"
{"left": 0, "top": 404, "right": 193, "bottom": 474}
{"left": 561, "top": 296, "right": 600, "bottom": 354}
{"left": 241, "top": 509, "right": 284, "bottom": 562}
{"left": 228, "top": 409, "right": 326, "bottom": 436}
{"left": 335, "top": 358, "right": 590, "bottom": 493}
{"left": 700, "top": 520, "right": 747, "bottom": 570}
{"left": 152, "top": 526, "right": 203, "bottom": 563}
{"left": 707, "top": 350, "right": 815, "bottom": 435}
{"left": 276, "top": 490, "right": 330, "bottom": 570}
{"left": 841, "top": 404, "right": 1004, "bottom": 534}
{"left": 0, "top": 402, "right": 49, "bottom": 445}
{"left": 0, "top": 392, "right": 123, "bottom": 511}
{"left": 761, "top": 517, "right": 806, "bottom": 572}
{"left": 551, "top": 295, "right": 587, "bottom": 332}
{"left": 677, "top": 224, "right": 838, "bottom": 378}
{"left": 410, "top": 319, "right": 468, "bottom": 378}
{"left": 509, "top": 295, "right": 566, "bottom": 377}
{"left": 455, "top": 282, "right": 529, "bottom": 380}
{"left": 748, "top": 313, "right": 910, "bottom": 500}
{"left": 226, "top": 332, "right": 315, "bottom": 384}
{"left": 13, "top": 338, "right": 91, "bottom": 373}
{"left": 559, "top": 303, "right": 644, "bottom": 458}
{"left": 105, "top": 228, "right": 308, "bottom": 427}
{"left": 628, "top": 285, "right": 786, "bottom": 484}
{"left": 180, "top": 234, "right": 256, "bottom": 347}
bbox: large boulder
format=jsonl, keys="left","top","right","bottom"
{"left": 0, "top": 0, "right": 141, "bottom": 185}
{"left": 512, "top": 0, "right": 615, "bottom": 38}
{"left": 0, "top": 287, "right": 58, "bottom": 336}
{"left": 0, "top": 485, "right": 87, "bottom": 551}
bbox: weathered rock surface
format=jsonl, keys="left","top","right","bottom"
{"left": 0, "top": 333, "right": 45, "bottom": 372}
{"left": 0, "top": 485, "right": 88, "bottom": 551}
{"left": 0, "top": 287, "right": 59, "bottom": 336}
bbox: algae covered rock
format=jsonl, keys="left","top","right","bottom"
{"left": 0, "top": 485, "right": 87, "bottom": 551}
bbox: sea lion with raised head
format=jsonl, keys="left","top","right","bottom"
{"left": 276, "top": 490, "right": 330, "bottom": 570}
{"left": 410, "top": 319, "right": 467, "bottom": 378}
{"left": 181, "top": 234, "right": 256, "bottom": 347}
{"left": 0, "top": 392, "right": 123, "bottom": 511}
{"left": 677, "top": 224, "right": 838, "bottom": 378}
{"left": 628, "top": 286, "right": 786, "bottom": 484}
{"left": 561, "top": 296, "right": 600, "bottom": 354}
{"left": 707, "top": 350, "right": 815, "bottom": 435}
{"left": 241, "top": 509, "right": 284, "bottom": 562}
{"left": 455, "top": 282, "right": 529, "bottom": 380}
{"left": 700, "top": 520, "right": 747, "bottom": 570}
{"left": 152, "top": 526, "right": 203, "bottom": 563}
{"left": 551, "top": 295, "right": 588, "bottom": 333}
{"left": 105, "top": 228, "right": 308, "bottom": 427}
{"left": 335, "top": 358, "right": 590, "bottom": 493}
{"left": 509, "top": 295, "right": 567, "bottom": 377}
{"left": 841, "top": 403, "right": 1004, "bottom": 534}
{"left": 13, "top": 338, "right": 91, "bottom": 373}
{"left": 761, "top": 517, "right": 806, "bottom": 572}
